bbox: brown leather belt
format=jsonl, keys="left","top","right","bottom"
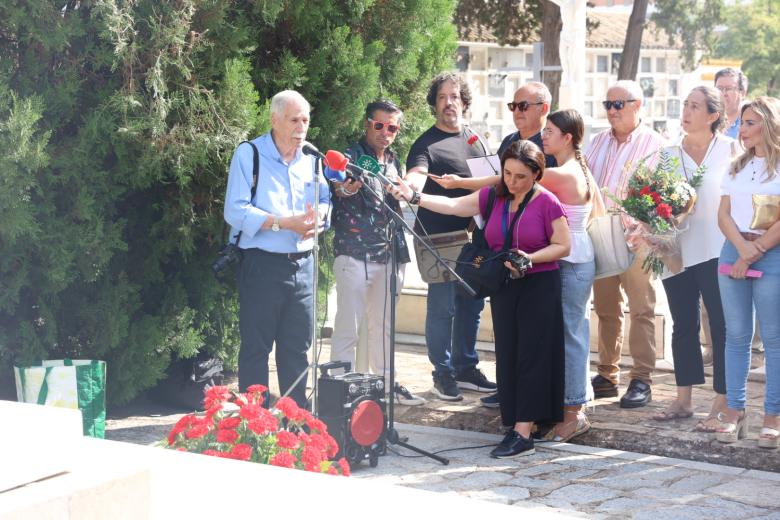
{"left": 741, "top": 232, "right": 762, "bottom": 242}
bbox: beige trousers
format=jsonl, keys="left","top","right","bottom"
{"left": 593, "top": 255, "right": 657, "bottom": 384}
{"left": 330, "top": 255, "right": 405, "bottom": 379}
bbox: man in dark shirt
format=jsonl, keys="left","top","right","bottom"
{"left": 404, "top": 72, "right": 497, "bottom": 401}
{"left": 497, "top": 81, "right": 557, "bottom": 168}
{"left": 329, "top": 100, "right": 424, "bottom": 406}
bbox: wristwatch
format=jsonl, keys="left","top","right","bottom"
{"left": 271, "top": 216, "right": 281, "bottom": 232}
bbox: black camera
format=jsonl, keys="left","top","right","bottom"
{"left": 506, "top": 252, "right": 532, "bottom": 277}
{"left": 211, "top": 243, "right": 242, "bottom": 274}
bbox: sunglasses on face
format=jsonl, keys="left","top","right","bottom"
{"left": 507, "top": 101, "right": 544, "bottom": 112}
{"left": 368, "top": 119, "right": 399, "bottom": 133}
{"left": 602, "top": 99, "right": 637, "bottom": 111}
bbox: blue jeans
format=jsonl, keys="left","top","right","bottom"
{"left": 425, "top": 281, "right": 484, "bottom": 376}
{"left": 560, "top": 260, "right": 596, "bottom": 405}
{"left": 718, "top": 240, "right": 780, "bottom": 415}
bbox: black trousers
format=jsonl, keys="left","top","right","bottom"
{"left": 491, "top": 269, "right": 564, "bottom": 427}
{"left": 661, "top": 258, "right": 726, "bottom": 393}
{"left": 238, "top": 249, "right": 313, "bottom": 406}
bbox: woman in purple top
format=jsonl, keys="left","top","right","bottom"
{"left": 390, "top": 140, "right": 570, "bottom": 457}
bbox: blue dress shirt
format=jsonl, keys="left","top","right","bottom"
{"left": 725, "top": 117, "right": 741, "bottom": 140}
{"left": 223, "top": 133, "right": 331, "bottom": 253}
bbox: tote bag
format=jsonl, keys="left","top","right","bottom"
{"left": 15, "top": 359, "right": 107, "bottom": 438}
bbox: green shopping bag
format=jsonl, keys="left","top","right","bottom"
{"left": 14, "top": 359, "right": 107, "bottom": 438}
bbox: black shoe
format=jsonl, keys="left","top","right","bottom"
{"left": 591, "top": 374, "right": 619, "bottom": 398}
{"left": 431, "top": 371, "right": 463, "bottom": 401}
{"left": 619, "top": 379, "right": 652, "bottom": 408}
{"left": 455, "top": 367, "right": 497, "bottom": 393}
{"left": 490, "top": 430, "right": 535, "bottom": 458}
{"left": 480, "top": 392, "right": 500, "bottom": 408}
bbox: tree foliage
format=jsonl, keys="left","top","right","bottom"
{"left": 715, "top": 0, "right": 780, "bottom": 97}
{"left": 650, "top": 0, "right": 724, "bottom": 72}
{"left": 0, "top": 0, "right": 457, "bottom": 404}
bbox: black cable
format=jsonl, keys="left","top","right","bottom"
{"left": 386, "top": 442, "right": 497, "bottom": 458}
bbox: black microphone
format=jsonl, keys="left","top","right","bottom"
{"left": 302, "top": 142, "right": 325, "bottom": 160}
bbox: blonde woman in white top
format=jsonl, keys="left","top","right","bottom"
{"left": 716, "top": 96, "right": 780, "bottom": 448}
{"left": 653, "top": 86, "right": 733, "bottom": 432}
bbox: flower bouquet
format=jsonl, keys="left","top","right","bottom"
{"left": 165, "top": 385, "right": 350, "bottom": 476}
{"left": 608, "top": 151, "right": 704, "bottom": 276}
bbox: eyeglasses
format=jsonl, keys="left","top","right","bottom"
{"left": 368, "top": 119, "right": 399, "bottom": 133}
{"left": 602, "top": 99, "right": 637, "bottom": 111}
{"left": 507, "top": 101, "right": 544, "bottom": 112}
{"left": 716, "top": 86, "right": 740, "bottom": 94}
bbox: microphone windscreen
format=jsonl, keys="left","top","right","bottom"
{"left": 323, "top": 166, "right": 347, "bottom": 182}
{"left": 324, "top": 150, "right": 348, "bottom": 171}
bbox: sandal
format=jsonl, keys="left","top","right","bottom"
{"left": 542, "top": 411, "right": 591, "bottom": 442}
{"left": 653, "top": 406, "right": 693, "bottom": 422}
{"left": 693, "top": 413, "right": 722, "bottom": 432}
{"left": 758, "top": 427, "right": 779, "bottom": 449}
{"left": 715, "top": 411, "right": 748, "bottom": 444}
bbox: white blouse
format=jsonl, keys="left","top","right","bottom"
{"left": 665, "top": 134, "right": 732, "bottom": 270}
{"left": 721, "top": 156, "right": 780, "bottom": 234}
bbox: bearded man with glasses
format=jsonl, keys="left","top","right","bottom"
{"left": 585, "top": 80, "right": 667, "bottom": 409}
{"left": 329, "top": 100, "right": 425, "bottom": 406}
{"left": 497, "top": 82, "right": 557, "bottom": 168}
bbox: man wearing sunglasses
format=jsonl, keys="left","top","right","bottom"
{"left": 403, "top": 72, "right": 497, "bottom": 401}
{"left": 497, "top": 82, "right": 557, "bottom": 168}
{"left": 329, "top": 100, "right": 425, "bottom": 406}
{"left": 585, "top": 80, "right": 666, "bottom": 409}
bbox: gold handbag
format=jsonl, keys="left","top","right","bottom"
{"left": 750, "top": 194, "right": 780, "bottom": 230}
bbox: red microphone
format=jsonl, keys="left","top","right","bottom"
{"left": 324, "top": 150, "right": 349, "bottom": 172}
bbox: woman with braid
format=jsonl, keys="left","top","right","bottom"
{"left": 539, "top": 109, "right": 603, "bottom": 441}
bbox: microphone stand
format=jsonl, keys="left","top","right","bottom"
{"left": 356, "top": 173, "right": 470, "bottom": 466}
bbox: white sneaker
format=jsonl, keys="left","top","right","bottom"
{"left": 394, "top": 383, "right": 426, "bottom": 406}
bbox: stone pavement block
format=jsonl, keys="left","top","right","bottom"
{"left": 634, "top": 503, "right": 757, "bottom": 520}
{"left": 545, "top": 453, "right": 628, "bottom": 471}
{"left": 463, "top": 486, "right": 530, "bottom": 504}
{"left": 593, "top": 465, "right": 693, "bottom": 491}
{"left": 513, "top": 462, "right": 570, "bottom": 477}
{"left": 544, "top": 483, "right": 623, "bottom": 505}
{"left": 708, "top": 478, "right": 780, "bottom": 509}
{"left": 631, "top": 486, "right": 707, "bottom": 504}
{"left": 506, "top": 475, "right": 571, "bottom": 494}
{"left": 444, "top": 470, "right": 513, "bottom": 491}
{"left": 594, "top": 496, "right": 660, "bottom": 514}
{"left": 398, "top": 472, "right": 447, "bottom": 485}
{"left": 667, "top": 471, "right": 730, "bottom": 492}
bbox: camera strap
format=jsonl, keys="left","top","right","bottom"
{"left": 226, "top": 140, "right": 260, "bottom": 247}
{"left": 501, "top": 185, "right": 536, "bottom": 251}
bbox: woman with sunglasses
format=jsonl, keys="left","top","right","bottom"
{"left": 538, "top": 109, "right": 602, "bottom": 442}
{"left": 716, "top": 96, "right": 780, "bottom": 448}
{"left": 388, "top": 140, "right": 571, "bottom": 458}
{"left": 651, "top": 86, "right": 732, "bottom": 432}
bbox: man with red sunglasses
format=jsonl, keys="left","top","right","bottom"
{"left": 329, "top": 100, "right": 425, "bottom": 406}
{"left": 497, "top": 82, "right": 557, "bottom": 168}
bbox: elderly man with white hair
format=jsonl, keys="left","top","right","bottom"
{"left": 223, "top": 89, "right": 331, "bottom": 407}
{"left": 585, "top": 80, "right": 666, "bottom": 409}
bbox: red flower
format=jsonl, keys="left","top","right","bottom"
{"left": 338, "top": 457, "right": 351, "bottom": 477}
{"left": 656, "top": 203, "right": 673, "bottom": 219}
{"left": 274, "top": 396, "right": 300, "bottom": 420}
{"left": 276, "top": 430, "right": 299, "bottom": 449}
{"left": 650, "top": 191, "right": 662, "bottom": 204}
{"left": 216, "top": 429, "right": 239, "bottom": 444}
{"left": 301, "top": 446, "right": 323, "bottom": 469}
{"left": 204, "top": 385, "right": 231, "bottom": 408}
{"left": 327, "top": 466, "right": 338, "bottom": 475}
{"left": 245, "top": 385, "right": 267, "bottom": 406}
{"left": 229, "top": 444, "right": 253, "bottom": 461}
{"left": 270, "top": 451, "right": 297, "bottom": 468}
{"left": 467, "top": 134, "right": 479, "bottom": 146}
{"left": 306, "top": 416, "right": 328, "bottom": 433}
{"left": 202, "top": 449, "right": 222, "bottom": 457}
{"left": 217, "top": 417, "right": 241, "bottom": 430}
{"left": 185, "top": 423, "right": 210, "bottom": 440}
{"left": 205, "top": 403, "right": 223, "bottom": 420}
{"left": 239, "top": 404, "right": 262, "bottom": 421}
{"left": 168, "top": 415, "right": 195, "bottom": 444}
{"left": 326, "top": 436, "right": 339, "bottom": 459}
{"left": 639, "top": 186, "right": 651, "bottom": 196}
{"left": 247, "top": 412, "right": 279, "bottom": 435}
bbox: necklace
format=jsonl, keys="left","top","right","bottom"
{"left": 679, "top": 134, "right": 716, "bottom": 181}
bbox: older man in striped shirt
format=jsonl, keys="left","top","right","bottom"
{"left": 585, "top": 80, "right": 666, "bottom": 409}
